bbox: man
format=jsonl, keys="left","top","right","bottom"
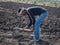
{"left": 17, "top": 6, "right": 48, "bottom": 41}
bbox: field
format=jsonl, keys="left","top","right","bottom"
{"left": 0, "top": 0, "right": 60, "bottom": 7}
{"left": 0, "top": 1, "right": 60, "bottom": 45}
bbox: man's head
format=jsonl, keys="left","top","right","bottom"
{"left": 17, "top": 8, "right": 27, "bottom": 16}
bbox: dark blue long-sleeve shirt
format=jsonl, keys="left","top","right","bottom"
{"left": 26, "top": 6, "right": 47, "bottom": 27}
{"left": 27, "top": 7, "right": 46, "bottom": 15}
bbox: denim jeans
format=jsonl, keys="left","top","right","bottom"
{"left": 34, "top": 11, "right": 48, "bottom": 41}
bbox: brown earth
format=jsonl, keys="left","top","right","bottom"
{"left": 0, "top": 2, "right": 60, "bottom": 45}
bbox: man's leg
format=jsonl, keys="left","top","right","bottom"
{"left": 34, "top": 11, "right": 48, "bottom": 41}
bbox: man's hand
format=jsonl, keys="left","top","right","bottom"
{"left": 31, "top": 25, "right": 34, "bottom": 30}
{"left": 23, "top": 25, "right": 29, "bottom": 29}
{"left": 23, "top": 25, "right": 34, "bottom": 32}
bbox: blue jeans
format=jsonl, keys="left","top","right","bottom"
{"left": 34, "top": 11, "right": 48, "bottom": 41}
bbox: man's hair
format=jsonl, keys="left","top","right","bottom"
{"left": 18, "top": 8, "right": 27, "bottom": 13}
{"left": 18, "top": 8, "right": 21, "bottom": 13}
